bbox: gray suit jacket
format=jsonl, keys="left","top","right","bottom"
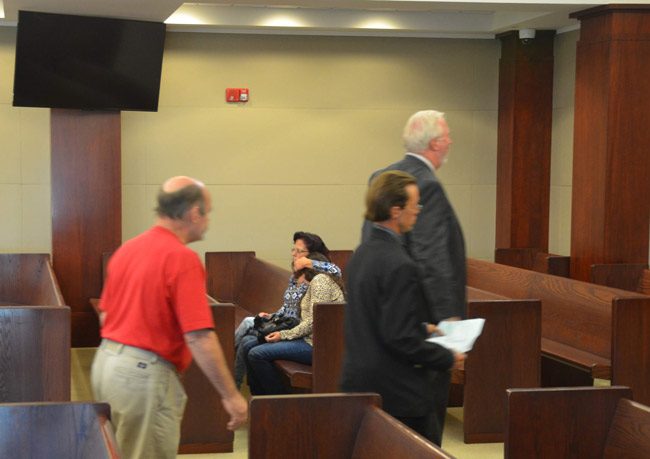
{"left": 362, "top": 155, "right": 467, "bottom": 322}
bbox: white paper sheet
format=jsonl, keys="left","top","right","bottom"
{"left": 425, "top": 318, "right": 485, "bottom": 353}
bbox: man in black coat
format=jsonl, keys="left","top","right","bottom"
{"left": 341, "top": 170, "right": 465, "bottom": 445}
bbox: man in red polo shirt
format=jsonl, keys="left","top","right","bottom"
{"left": 91, "top": 176, "right": 247, "bottom": 459}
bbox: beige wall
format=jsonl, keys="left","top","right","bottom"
{"left": 549, "top": 29, "right": 578, "bottom": 256}
{"left": 0, "top": 28, "right": 51, "bottom": 254}
{"left": 1, "top": 29, "right": 500, "bottom": 266}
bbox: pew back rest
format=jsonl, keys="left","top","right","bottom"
{"left": 603, "top": 398, "right": 650, "bottom": 458}
{"left": 352, "top": 406, "right": 455, "bottom": 459}
{"left": 329, "top": 250, "right": 353, "bottom": 276}
{"left": 205, "top": 251, "right": 256, "bottom": 304}
{"left": 249, "top": 393, "right": 381, "bottom": 458}
{"left": 467, "top": 258, "right": 648, "bottom": 360}
{"left": 237, "top": 258, "right": 290, "bottom": 315}
{"left": 505, "top": 386, "right": 632, "bottom": 459}
{"left": 0, "top": 402, "right": 119, "bottom": 458}
{"left": 0, "top": 254, "right": 65, "bottom": 306}
{"left": 205, "top": 252, "right": 290, "bottom": 315}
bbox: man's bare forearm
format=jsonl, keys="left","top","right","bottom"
{"left": 185, "top": 329, "right": 239, "bottom": 399}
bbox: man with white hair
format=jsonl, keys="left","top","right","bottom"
{"left": 361, "top": 110, "right": 467, "bottom": 442}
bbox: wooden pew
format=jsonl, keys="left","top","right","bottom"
{"left": 0, "top": 253, "right": 65, "bottom": 306}
{"left": 590, "top": 262, "right": 650, "bottom": 293}
{"left": 205, "top": 251, "right": 289, "bottom": 326}
{"left": 467, "top": 258, "right": 650, "bottom": 405}
{"left": 179, "top": 300, "right": 236, "bottom": 453}
{"left": 0, "top": 401, "right": 119, "bottom": 458}
{"left": 274, "top": 301, "right": 346, "bottom": 393}
{"left": 278, "top": 289, "right": 541, "bottom": 444}
{"left": 0, "top": 254, "right": 70, "bottom": 402}
{"left": 505, "top": 386, "right": 650, "bottom": 459}
{"left": 495, "top": 248, "right": 570, "bottom": 277}
{"left": 205, "top": 251, "right": 351, "bottom": 393}
{"left": 249, "top": 393, "right": 455, "bottom": 459}
{"left": 454, "top": 287, "right": 541, "bottom": 443}
{"left": 205, "top": 250, "right": 352, "bottom": 326}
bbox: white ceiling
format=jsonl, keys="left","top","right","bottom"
{"left": 0, "top": 1, "right": 647, "bottom": 38}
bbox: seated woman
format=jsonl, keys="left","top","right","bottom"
{"left": 245, "top": 252, "right": 346, "bottom": 395}
{"left": 233, "top": 231, "right": 341, "bottom": 388}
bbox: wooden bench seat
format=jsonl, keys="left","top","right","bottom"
{"left": 0, "top": 401, "right": 119, "bottom": 458}
{"left": 467, "top": 258, "right": 650, "bottom": 405}
{"left": 249, "top": 393, "right": 455, "bottom": 459}
{"left": 505, "top": 386, "right": 650, "bottom": 458}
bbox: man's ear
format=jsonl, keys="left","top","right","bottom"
{"left": 389, "top": 205, "right": 402, "bottom": 220}
{"left": 429, "top": 137, "right": 439, "bottom": 152}
{"left": 186, "top": 205, "right": 200, "bottom": 222}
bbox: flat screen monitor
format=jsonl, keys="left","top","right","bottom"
{"left": 13, "top": 10, "right": 166, "bottom": 112}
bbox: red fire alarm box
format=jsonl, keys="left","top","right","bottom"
{"left": 226, "top": 88, "right": 249, "bottom": 103}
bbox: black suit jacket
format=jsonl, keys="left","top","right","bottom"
{"left": 340, "top": 226, "right": 454, "bottom": 417}
{"left": 362, "top": 155, "right": 467, "bottom": 322}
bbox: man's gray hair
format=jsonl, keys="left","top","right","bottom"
{"left": 155, "top": 184, "right": 206, "bottom": 220}
{"left": 402, "top": 110, "right": 446, "bottom": 154}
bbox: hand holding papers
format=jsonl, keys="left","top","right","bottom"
{"left": 426, "top": 318, "right": 485, "bottom": 353}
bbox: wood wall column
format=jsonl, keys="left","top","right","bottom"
{"left": 569, "top": 6, "right": 650, "bottom": 282}
{"left": 51, "top": 110, "right": 122, "bottom": 347}
{"left": 495, "top": 31, "right": 555, "bottom": 257}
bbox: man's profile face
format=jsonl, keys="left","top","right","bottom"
{"left": 397, "top": 184, "right": 421, "bottom": 233}
{"left": 190, "top": 190, "right": 212, "bottom": 242}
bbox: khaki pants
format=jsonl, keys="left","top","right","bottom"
{"left": 91, "top": 339, "right": 187, "bottom": 459}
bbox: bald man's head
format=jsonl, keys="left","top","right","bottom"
{"left": 156, "top": 176, "right": 207, "bottom": 220}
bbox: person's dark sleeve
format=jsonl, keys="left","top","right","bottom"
{"left": 376, "top": 260, "right": 454, "bottom": 372}
{"left": 409, "top": 180, "right": 466, "bottom": 321}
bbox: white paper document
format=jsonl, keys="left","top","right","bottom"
{"left": 425, "top": 318, "right": 485, "bottom": 353}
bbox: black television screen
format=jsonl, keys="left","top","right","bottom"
{"left": 13, "top": 11, "right": 166, "bottom": 112}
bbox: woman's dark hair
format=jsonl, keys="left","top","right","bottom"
{"left": 293, "top": 231, "right": 330, "bottom": 259}
{"left": 294, "top": 252, "right": 345, "bottom": 296}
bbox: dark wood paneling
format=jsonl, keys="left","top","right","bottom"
{"left": 612, "top": 298, "right": 650, "bottom": 406}
{"left": 603, "top": 399, "right": 650, "bottom": 458}
{"left": 570, "top": 6, "right": 650, "bottom": 281}
{"left": 496, "top": 31, "right": 554, "bottom": 251}
{"left": 590, "top": 263, "right": 648, "bottom": 291}
{"left": 312, "top": 302, "right": 346, "bottom": 393}
{"left": 495, "top": 248, "right": 570, "bottom": 277}
{"left": 249, "top": 393, "right": 381, "bottom": 458}
{"left": 51, "top": 110, "right": 122, "bottom": 347}
{"left": 463, "top": 299, "right": 541, "bottom": 443}
{"left": 505, "top": 386, "right": 632, "bottom": 458}
{"left": 205, "top": 252, "right": 256, "bottom": 303}
{"left": 0, "top": 307, "right": 70, "bottom": 402}
{"left": 179, "top": 303, "right": 235, "bottom": 454}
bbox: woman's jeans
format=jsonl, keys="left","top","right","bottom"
{"left": 246, "top": 339, "right": 313, "bottom": 395}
